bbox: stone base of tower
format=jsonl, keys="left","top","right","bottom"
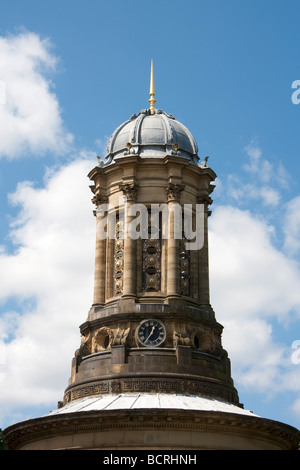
{"left": 4, "top": 394, "right": 300, "bottom": 450}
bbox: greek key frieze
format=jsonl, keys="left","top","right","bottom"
{"left": 64, "top": 377, "right": 238, "bottom": 405}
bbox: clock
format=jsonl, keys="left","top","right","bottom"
{"left": 137, "top": 319, "right": 166, "bottom": 347}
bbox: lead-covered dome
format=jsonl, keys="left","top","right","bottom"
{"left": 104, "top": 108, "right": 199, "bottom": 165}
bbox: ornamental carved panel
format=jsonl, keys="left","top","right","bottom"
{"left": 179, "top": 237, "right": 190, "bottom": 296}
{"left": 114, "top": 217, "right": 124, "bottom": 296}
{"left": 93, "top": 327, "right": 114, "bottom": 352}
{"left": 142, "top": 212, "right": 161, "bottom": 292}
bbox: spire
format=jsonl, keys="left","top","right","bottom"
{"left": 149, "top": 59, "right": 156, "bottom": 114}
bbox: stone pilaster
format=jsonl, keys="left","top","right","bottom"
{"left": 92, "top": 194, "right": 108, "bottom": 305}
{"left": 119, "top": 183, "right": 139, "bottom": 299}
{"left": 197, "top": 193, "right": 213, "bottom": 305}
{"left": 165, "top": 183, "right": 184, "bottom": 298}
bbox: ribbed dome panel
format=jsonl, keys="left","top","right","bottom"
{"left": 105, "top": 109, "right": 199, "bottom": 165}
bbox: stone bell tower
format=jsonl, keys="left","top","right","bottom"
{"left": 62, "top": 61, "right": 238, "bottom": 406}
{"left": 4, "top": 63, "right": 299, "bottom": 450}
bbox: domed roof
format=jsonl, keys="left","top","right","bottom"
{"left": 104, "top": 108, "right": 199, "bottom": 165}
{"left": 103, "top": 61, "right": 199, "bottom": 166}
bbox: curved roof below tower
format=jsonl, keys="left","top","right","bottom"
{"left": 48, "top": 393, "right": 257, "bottom": 417}
{"left": 5, "top": 393, "right": 300, "bottom": 450}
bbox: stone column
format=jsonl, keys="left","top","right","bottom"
{"left": 197, "top": 193, "right": 212, "bottom": 305}
{"left": 120, "top": 183, "right": 138, "bottom": 299}
{"left": 106, "top": 222, "right": 114, "bottom": 301}
{"left": 92, "top": 194, "right": 108, "bottom": 305}
{"left": 166, "top": 183, "right": 184, "bottom": 298}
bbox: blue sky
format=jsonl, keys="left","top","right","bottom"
{"left": 0, "top": 0, "right": 300, "bottom": 433}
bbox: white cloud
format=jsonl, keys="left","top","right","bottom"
{"left": 283, "top": 196, "right": 300, "bottom": 256}
{"left": 227, "top": 177, "right": 281, "bottom": 207}
{"left": 243, "top": 143, "right": 273, "bottom": 183}
{"left": 260, "top": 186, "right": 281, "bottom": 206}
{"left": 0, "top": 31, "right": 73, "bottom": 159}
{"left": 210, "top": 205, "right": 300, "bottom": 320}
{"left": 226, "top": 143, "right": 288, "bottom": 208}
{"left": 209, "top": 205, "right": 300, "bottom": 403}
{"left": 209, "top": 142, "right": 300, "bottom": 418}
{"left": 219, "top": 317, "right": 289, "bottom": 396}
{"left": 0, "top": 158, "right": 96, "bottom": 424}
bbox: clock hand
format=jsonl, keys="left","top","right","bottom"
{"left": 144, "top": 326, "right": 155, "bottom": 343}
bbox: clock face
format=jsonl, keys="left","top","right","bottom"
{"left": 137, "top": 319, "right": 166, "bottom": 347}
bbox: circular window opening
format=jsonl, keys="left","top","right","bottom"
{"left": 147, "top": 246, "right": 157, "bottom": 254}
{"left": 104, "top": 335, "right": 110, "bottom": 349}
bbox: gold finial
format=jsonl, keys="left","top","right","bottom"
{"left": 149, "top": 59, "right": 156, "bottom": 114}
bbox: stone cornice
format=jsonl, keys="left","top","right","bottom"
{"left": 4, "top": 407, "right": 300, "bottom": 450}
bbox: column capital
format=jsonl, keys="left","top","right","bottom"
{"left": 197, "top": 194, "right": 213, "bottom": 216}
{"left": 197, "top": 194, "right": 213, "bottom": 205}
{"left": 91, "top": 192, "right": 108, "bottom": 207}
{"left": 119, "top": 183, "right": 139, "bottom": 202}
{"left": 166, "top": 182, "right": 185, "bottom": 203}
